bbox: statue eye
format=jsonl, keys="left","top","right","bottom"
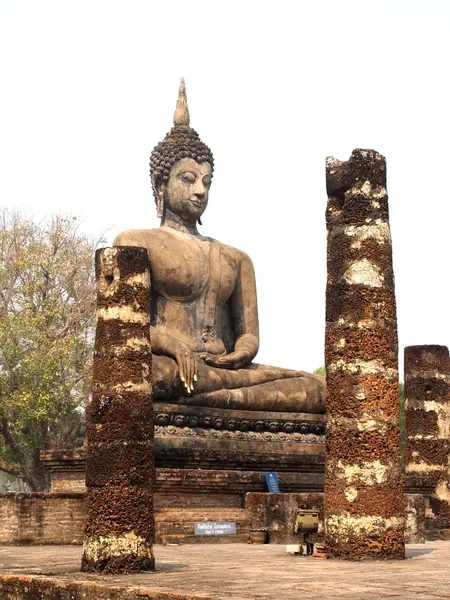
{"left": 202, "top": 175, "right": 211, "bottom": 188}
{"left": 179, "top": 171, "right": 196, "bottom": 184}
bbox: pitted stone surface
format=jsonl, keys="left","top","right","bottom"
{"left": 82, "top": 247, "right": 155, "bottom": 573}
{"left": 405, "top": 345, "right": 450, "bottom": 538}
{"left": 324, "top": 149, "right": 404, "bottom": 559}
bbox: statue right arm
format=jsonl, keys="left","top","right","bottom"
{"left": 114, "top": 230, "right": 197, "bottom": 394}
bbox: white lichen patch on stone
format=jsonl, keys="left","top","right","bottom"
{"left": 335, "top": 459, "right": 391, "bottom": 485}
{"left": 333, "top": 317, "right": 389, "bottom": 330}
{"left": 97, "top": 248, "right": 121, "bottom": 297}
{"left": 361, "top": 181, "right": 372, "bottom": 196}
{"left": 356, "top": 417, "right": 385, "bottom": 433}
{"left": 343, "top": 259, "right": 384, "bottom": 287}
{"left": 342, "top": 221, "right": 390, "bottom": 250}
{"left": 83, "top": 532, "right": 154, "bottom": 562}
{"left": 126, "top": 337, "right": 151, "bottom": 349}
{"left": 406, "top": 370, "right": 449, "bottom": 382}
{"left": 344, "top": 487, "right": 358, "bottom": 502}
{"left": 435, "top": 480, "right": 450, "bottom": 502}
{"left": 406, "top": 462, "right": 445, "bottom": 473}
{"left": 110, "top": 337, "right": 152, "bottom": 357}
{"left": 345, "top": 180, "right": 387, "bottom": 200}
{"left": 422, "top": 400, "right": 450, "bottom": 439}
{"left": 142, "top": 362, "right": 150, "bottom": 380}
{"left": 326, "top": 513, "right": 403, "bottom": 542}
{"left": 112, "top": 381, "right": 152, "bottom": 394}
{"left": 124, "top": 271, "right": 150, "bottom": 287}
{"left": 335, "top": 338, "right": 346, "bottom": 349}
{"left": 328, "top": 359, "right": 397, "bottom": 379}
{"left": 97, "top": 306, "right": 149, "bottom": 325}
{"left": 326, "top": 157, "right": 342, "bottom": 169}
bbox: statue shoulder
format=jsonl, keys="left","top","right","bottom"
{"left": 113, "top": 228, "right": 160, "bottom": 248}
{"left": 218, "top": 241, "right": 253, "bottom": 266}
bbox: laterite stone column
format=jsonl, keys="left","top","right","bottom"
{"left": 81, "top": 247, "right": 155, "bottom": 573}
{"left": 405, "top": 345, "right": 450, "bottom": 535}
{"left": 324, "top": 149, "right": 405, "bottom": 559}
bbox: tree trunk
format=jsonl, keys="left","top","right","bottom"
{"left": 26, "top": 448, "right": 50, "bottom": 491}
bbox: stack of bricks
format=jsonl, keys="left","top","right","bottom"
{"left": 81, "top": 247, "right": 155, "bottom": 573}
{"left": 405, "top": 345, "right": 450, "bottom": 537}
{"left": 324, "top": 149, "right": 404, "bottom": 559}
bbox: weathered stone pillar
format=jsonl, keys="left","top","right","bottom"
{"left": 324, "top": 149, "right": 404, "bottom": 559}
{"left": 405, "top": 345, "right": 450, "bottom": 536}
{"left": 81, "top": 247, "right": 154, "bottom": 573}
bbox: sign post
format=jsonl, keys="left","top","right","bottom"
{"left": 264, "top": 472, "right": 280, "bottom": 493}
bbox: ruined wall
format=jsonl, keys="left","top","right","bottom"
{"left": 0, "top": 490, "right": 422, "bottom": 545}
{"left": 324, "top": 149, "right": 404, "bottom": 559}
{"left": 51, "top": 472, "right": 87, "bottom": 493}
{"left": 405, "top": 345, "right": 450, "bottom": 538}
{"left": 0, "top": 493, "right": 85, "bottom": 544}
{"left": 245, "top": 492, "right": 323, "bottom": 544}
{"left": 82, "top": 247, "right": 155, "bottom": 573}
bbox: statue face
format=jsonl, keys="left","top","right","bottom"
{"left": 161, "top": 158, "right": 212, "bottom": 223}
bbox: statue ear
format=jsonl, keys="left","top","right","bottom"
{"left": 152, "top": 172, "right": 164, "bottom": 219}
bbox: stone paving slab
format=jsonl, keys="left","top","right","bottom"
{"left": 1, "top": 543, "right": 450, "bottom": 599}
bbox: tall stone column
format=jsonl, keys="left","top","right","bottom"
{"left": 405, "top": 345, "right": 450, "bottom": 536}
{"left": 324, "top": 149, "right": 404, "bottom": 559}
{"left": 81, "top": 246, "right": 155, "bottom": 573}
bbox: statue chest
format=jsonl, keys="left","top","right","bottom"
{"left": 149, "top": 239, "right": 238, "bottom": 304}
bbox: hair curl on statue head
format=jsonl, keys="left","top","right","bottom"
{"left": 149, "top": 125, "right": 214, "bottom": 203}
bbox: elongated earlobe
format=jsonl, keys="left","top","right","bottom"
{"left": 152, "top": 172, "right": 164, "bottom": 219}
{"left": 198, "top": 217, "right": 202, "bottom": 225}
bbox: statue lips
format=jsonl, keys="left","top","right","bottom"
{"left": 189, "top": 197, "right": 205, "bottom": 209}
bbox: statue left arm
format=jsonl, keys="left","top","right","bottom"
{"left": 204, "top": 252, "right": 259, "bottom": 369}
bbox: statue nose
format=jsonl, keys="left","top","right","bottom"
{"left": 194, "top": 185, "right": 206, "bottom": 198}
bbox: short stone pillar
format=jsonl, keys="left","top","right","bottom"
{"left": 81, "top": 247, "right": 155, "bottom": 573}
{"left": 405, "top": 345, "right": 450, "bottom": 535}
{"left": 324, "top": 149, "right": 404, "bottom": 559}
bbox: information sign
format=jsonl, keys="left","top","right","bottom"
{"left": 264, "top": 471, "right": 280, "bottom": 493}
{"left": 194, "top": 521, "right": 237, "bottom": 536}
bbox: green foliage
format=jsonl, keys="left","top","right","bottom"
{"left": 0, "top": 210, "right": 96, "bottom": 490}
{"left": 313, "top": 366, "right": 326, "bottom": 376}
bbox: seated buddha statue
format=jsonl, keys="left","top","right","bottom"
{"left": 114, "top": 79, "right": 325, "bottom": 416}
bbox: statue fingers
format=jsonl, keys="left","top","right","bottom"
{"left": 177, "top": 357, "right": 187, "bottom": 389}
{"left": 218, "top": 351, "right": 244, "bottom": 366}
{"left": 188, "top": 354, "right": 196, "bottom": 393}
{"left": 177, "top": 352, "right": 191, "bottom": 393}
{"left": 202, "top": 355, "right": 221, "bottom": 367}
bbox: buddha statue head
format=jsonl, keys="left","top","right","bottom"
{"left": 150, "top": 79, "right": 214, "bottom": 223}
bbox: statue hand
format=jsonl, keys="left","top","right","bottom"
{"left": 201, "top": 349, "right": 252, "bottom": 370}
{"left": 172, "top": 341, "right": 197, "bottom": 394}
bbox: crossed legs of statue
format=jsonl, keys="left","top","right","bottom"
{"left": 152, "top": 355, "right": 325, "bottom": 414}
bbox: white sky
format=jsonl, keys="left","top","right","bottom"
{"left": 1, "top": 0, "right": 449, "bottom": 376}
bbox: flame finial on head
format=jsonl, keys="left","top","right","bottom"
{"left": 173, "top": 77, "right": 190, "bottom": 127}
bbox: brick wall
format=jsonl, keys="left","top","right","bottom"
{"left": 0, "top": 491, "right": 434, "bottom": 545}
{"left": 0, "top": 493, "right": 85, "bottom": 544}
{"left": 50, "top": 473, "right": 87, "bottom": 493}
